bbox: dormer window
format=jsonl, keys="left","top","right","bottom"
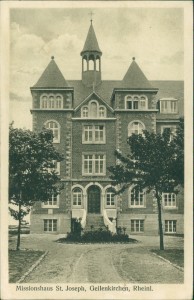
{"left": 99, "top": 106, "right": 106, "bottom": 117}
{"left": 81, "top": 100, "right": 107, "bottom": 118}
{"left": 82, "top": 106, "right": 88, "bottom": 117}
{"left": 159, "top": 98, "right": 178, "bottom": 113}
{"left": 125, "top": 95, "right": 148, "bottom": 110}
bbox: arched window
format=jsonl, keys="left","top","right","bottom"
{"left": 72, "top": 188, "right": 82, "bottom": 206}
{"left": 45, "top": 121, "right": 60, "bottom": 143}
{"left": 140, "top": 96, "right": 146, "bottom": 109}
{"left": 106, "top": 187, "right": 116, "bottom": 207}
{"left": 90, "top": 101, "right": 98, "bottom": 118}
{"left": 82, "top": 106, "right": 88, "bottom": 118}
{"left": 125, "top": 95, "right": 148, "bottom": 110}
{"left": 130, "top": 186, "right": 145, "bottom": 207}
{"left": 56, "top": 95, "right": 62, "bottom": 109}
{"left": 128, "top": 121, "right": 145, "bottom": 136}
{"left": 99, "top": 106, "right": 106, "bottom": 118}
{"left": 40, "top": 94, "right": 63, "bottom": 109}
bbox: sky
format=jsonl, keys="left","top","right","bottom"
{"left": 9, "top": 6, "right": 184, "bottom": 129}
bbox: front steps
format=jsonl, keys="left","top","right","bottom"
{"left": 84, "top": 214, "right": 107, "bottom": 231}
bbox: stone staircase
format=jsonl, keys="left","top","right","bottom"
{"left": 84, "top": 214, "right": 107, "bottom": 232}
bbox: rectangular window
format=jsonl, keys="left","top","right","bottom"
{"left": 130, "top": 189, "right": 144, "bottom": 207}
{"left": 161, "top": 126, "right": 176, "bottom": 141}
{"left": 163, "top": 193, "right": 176, "bottom": 208}
{"left": 131, "top": 219, "right": 144, "bottom": 232}
{"left": 165, "top": 220, "right": 176, "bottom": 233}
{"left": 106, "top": 193, "right": 115, "bottom": 206}
{"left": 44, "top": 219, "right": 57, "bottom": 232}
{"left": 160, "top": 100, "right": 178, "bottom": 113}
{"left": 83, "top": 125, "right": 105, "bottom": 143}
{"left": 48, "top": 161, "right": 60, "bottom": 175}
{"left": 43, "top": 194, "right": 59, "bottom": 207}
{"left": 83, "top": 154, "right": 106, "bottom": 175}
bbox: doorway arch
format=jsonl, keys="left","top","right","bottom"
{"left": 87, "top": 185, "right": 101, "bottom": 214}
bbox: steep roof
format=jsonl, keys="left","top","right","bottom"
{"left": 81, "top": 23, "right": 102, "bottom": 55}
{"left": 122, "top": 58, "right": 153, "bottom": 89}
{"left": 33, "top": 57, "right": 69, "bottom": 88}
{"left": 67, "top": 80, "right": 183, "bottom": 116}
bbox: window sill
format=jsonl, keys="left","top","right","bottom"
{"left": 82, "top": 141, "right": 106, "bottom": 144}
{"left": 42, "top": 205, "right": 59, "bottom": 209}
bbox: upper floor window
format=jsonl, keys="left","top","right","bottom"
{"left": 161, "top": 126, "right": 176, "bottom": 141}
{"left": 159, "top": 98, "right": 178, "bottom": 113}
{"left": 99, "top": 106, "right": 106, "bottom": 117}
{"left": 40, "top": 94, "right": 63, "bottom": 109}
{"left": 82, "top": 154, "right": 106, "bottom": 176}
{"left": 125, "top": 95, "right": 148, "bottom": 110}
{"left": 129, "top": 186, "right": 145, "bottom": 207}
{"left": 106, "top": 187, "right": 116, "bottom": 207}
{"left": 82, "top": 106, "right": 88, "bottom": 118}
{"left": 72, "top": 188, "right": 82, "bottom": 206}
{"left": 45, "top": 120, "right": 60, "bottom": 143}
{"left": 48, "top": 160, "right": 60, "bottom": 175}
{"left": 162, "top": 193, "right": 176, "bottom": 208}
{"left": 128, "top": 120, "right": 145, "bottom": 136}
{"left": 82, "top": 125, "right": 105, "bottom": 144}
{"left": 81, "top": 100, "right": 107, "bottom": 118}
{"left": 43, "top": 194, "right": 59, "bottom": 207}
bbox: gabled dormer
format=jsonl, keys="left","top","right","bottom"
{"left": 30, "top": 56, "right": 74, "bottom": 110}
{"left": 111, "top": 57, "right": 158, "bottom": 111}
{"left": 74, "top": 92, "right": 114, "bottom": 119}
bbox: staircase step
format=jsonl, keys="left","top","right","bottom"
{"left": 84, "top": 214, "right": 107, "bottom": 232}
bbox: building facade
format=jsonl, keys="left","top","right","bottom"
{"left": 30, "top": 21, "right": 184, "bottom": 235}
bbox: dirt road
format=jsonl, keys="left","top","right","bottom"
{"left": 9, "top": 234, "right": 184, "bottom": 283}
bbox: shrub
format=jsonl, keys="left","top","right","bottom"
{"left": 57, "top": 226, "right": 137, "bottom": 244}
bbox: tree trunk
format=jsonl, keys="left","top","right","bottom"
{"left": 16, "top": 202, "right": 21, "bottom": 251}
{"left": 156, "top": 191, "right": 164, "bottom": 250}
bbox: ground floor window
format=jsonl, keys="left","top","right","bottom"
{"left": 106, "top": 187, "right": 115, "bottom": 206}
{"left": 44, "top": 219, "right": 57, "bottom": 232}
{"left": 72, "top": 188, "right": 82, "bottom": 206}
{"left": 131, "top": 219, "right": 144, "bottom": 232}
{"left": 165, "top": 220, "right": 176, "bottom": 233}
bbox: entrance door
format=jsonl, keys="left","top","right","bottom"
{"left": 87, "top": 185, "right": 101, "bottom": 214}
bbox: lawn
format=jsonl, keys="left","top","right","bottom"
{"left": 151, "top": 249, "right": 184, "bottom": 268}
{"left": 9, "top": 250, "right": 45, "bottom": 283}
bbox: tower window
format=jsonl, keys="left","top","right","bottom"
{"left": 45, "top": 120, "right": 60, "bottom": 143}
{"left": 40, "top": 94, "right": 63, "bottom": 109}
{"left": 125, "top": 95, "right": 148, "bottom": 110}
{"left": 128, "top": 121, "right": 145, "bottom": 136}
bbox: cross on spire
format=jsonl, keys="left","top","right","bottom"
{"left": 89, "top": 11, "right": 94, "bottom": 24}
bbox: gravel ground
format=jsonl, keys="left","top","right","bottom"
{"left": 9, "top": 234, "right": 184, "bottom": 284}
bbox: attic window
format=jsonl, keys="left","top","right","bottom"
{"left": 159, "top": 98, "right": 178, "bottom": 113}
{"left": 81, "top": 101, "right": 107, "bottom": 118}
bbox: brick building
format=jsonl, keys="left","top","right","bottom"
{"left": 30, "top": 21, "right": 184, "bottom": 235}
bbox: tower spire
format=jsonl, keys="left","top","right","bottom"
{"left": 81, "top": 19, "right": 102, "bottom": 87}
{"left": 89, "top": 11, "right": 94, "bottom": 24}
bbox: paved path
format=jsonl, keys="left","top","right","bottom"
{"left": 9, "top": 234, "right": 184, "bottom": 283}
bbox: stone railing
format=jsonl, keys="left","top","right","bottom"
{"left": 103, "top": 209, "right": 116, "bottom": 233}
